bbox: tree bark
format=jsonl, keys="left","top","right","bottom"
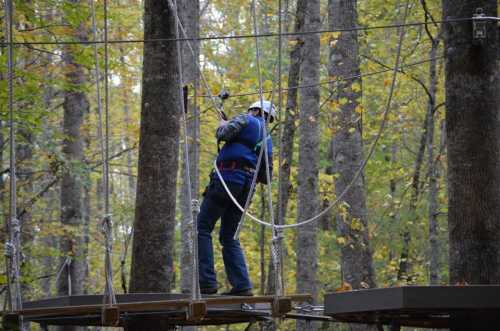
{"left": 58, "top": 2, "right": 89, "bottom": 330}
{"left": 328, "top": 2, "right": 376, "bottom": 330}
{"left": 128, "top": 0, "right": 180, "bottom": 329}
{"left": 444, "top": 0, "right": 500, "bottom": 288}
{"left": 329, "top": 0, "right": 376, "bottom": 289}
{"left": 296, "top": 0, "right": 320, "bottom": 330}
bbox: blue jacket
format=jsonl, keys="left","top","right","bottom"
{"left": 216, "top": 114, "right": 273, "bottom": 186}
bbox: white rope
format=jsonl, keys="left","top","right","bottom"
{"left": 233, "top": 0, "right": 277, "bottom": 243}
{"left": 213, "top": 0, "right": 412, "bottom": 230}
{"left": 168, "top": 0, "right": 201, "bottom": 300}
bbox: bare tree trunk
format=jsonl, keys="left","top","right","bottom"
{"left": 328, "top": 2, "right": 376, "bottom": 330}
{"left": 296, "top": 0, "right": 320, "bottom": 330}
{"left": 444, "top": 0, "right": 500, "bottom": 289}
{"left": 128, "top": 0, "right": 180, "bottom": 329}
{"left": 397, "top": 114, "right": 428, "bottom": 283}
{"left": 179, "top": 0, "right": 200, "bottom": 302}
{"left": 57, "top": 2, "right": 89, "bottom": 331}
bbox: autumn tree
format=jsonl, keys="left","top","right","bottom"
{"left": 296, "top": 0, "right": 320, "bottom": 330}
{"left": 329, "top": 0, "right": 377, "bottom": 294}
{"left": 128, "top": 0, "right": 180, "bottom": 330}
{"left": 444, "top": 0, "right": 500, "bottom": 286}
{"left": 58, "top": 4, "right": 90, "bottom": 331}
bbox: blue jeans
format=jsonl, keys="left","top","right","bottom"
{"left": 197, "top": 176, "right": 253, "bottom": 291}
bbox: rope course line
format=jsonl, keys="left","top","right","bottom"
{"left": 274, "top": 0, "right": 285, "bottom": 297}
{"left": 232, "top": 2, "right": 277, "bottom": 242}
{"left": 94, "top": 0, "right": 117, "bottom": 311}
{"left": 4, "top": 0, "right": 23, "bottom": 319}
{"left": 249, "top": 0, "right": 281, "bottom": 297}
{"left": 0, "top": 16, "right": 489, "bottom": 46}
{"left": 167, "top": 0, "right": 202, "bottom": 301}
{"left": 199, "top": 56, "right": 445, "bottom": 99}
{"left": 214, "top": 0, "right": 413, "bottom": 230}
{"left": 164, "top": 0, "right": 226, "bottom": 121}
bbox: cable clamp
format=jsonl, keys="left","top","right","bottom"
{"left": 101, "top": 214, "right": 113, "bottom": 243}
{"left": 473, "top": 8, "right": 487, "bottom": 44}
{"left": 4, "top": 242, "right": 14, "bottom": 258}
{"left": 191, "top": 199, "right": 201, "bottom": 214}
{"left": 11, "top": 218, "right": 20, "bottom": 233}
{"left": 272, "top": 228, "right": 284, "bottom": 241}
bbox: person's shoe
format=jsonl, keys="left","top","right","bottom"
{"left": 200, "top": 287, "right": 218, "bottom": 295}
{"left": 221, "top": 288, "right": 253, "bottom": 296}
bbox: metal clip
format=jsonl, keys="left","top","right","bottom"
{"left": 4, "top": 242, "right": 14, "bottom": 258}
{"left": 473, "top": 8, "right": 487, "bottom": 44}
{"left": 272, "top": 228, "right": 284, "bottom": 241}
{"left": 191, "top": 199, "right": 201, "bottom": 214}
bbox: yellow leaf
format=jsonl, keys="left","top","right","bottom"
{"left": 335, "top": 282, "right": 353, "bottom": 292}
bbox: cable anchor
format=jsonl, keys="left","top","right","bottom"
{"left": 473, "top": 8, "right": 487, "bottom": 44}
{"left": 4, "top": 242, "right": 14, "bottom": 258}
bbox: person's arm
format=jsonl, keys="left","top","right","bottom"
{"left": 215, "top": 114, "right": 249, "bottom": 142}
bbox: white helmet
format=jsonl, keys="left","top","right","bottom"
{"left": 248, "top": 100, "right": 277, "bottom": 121}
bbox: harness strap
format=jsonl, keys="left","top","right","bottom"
{"left": 217, "top": 160, "right": 255, "bottom": 173}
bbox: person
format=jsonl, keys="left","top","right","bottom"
{"left": 197, "top": 100, "right": 275, "bottom": 296}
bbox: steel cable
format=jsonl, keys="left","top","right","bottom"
{"left": 214, "top": 0, "right": 412, "bottom": 230}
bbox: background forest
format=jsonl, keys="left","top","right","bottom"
{"left": 0, "top": 0, "right": 463, "bottom": 329}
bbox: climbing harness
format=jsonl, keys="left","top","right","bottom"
{"left": 214, "top": 0, "right": 412, "bottom": 231}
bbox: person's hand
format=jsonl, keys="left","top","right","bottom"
{"left": 219, "top": 119, "right": 228, "bottom": 127}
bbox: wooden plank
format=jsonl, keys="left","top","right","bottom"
{"left": 16, "top": 293, "right": 312, "bottom": 324}
{"left": 204, "top": 294, "right": 312, "bottom": 306}
{"left": 285, "top": 313, "right": 333, "bottom": 322}
{"left": 101, "top": 306, "right": 120, "bottom": 326}
{"left": 18, "top": 299, "right": 191, "bottom": 317}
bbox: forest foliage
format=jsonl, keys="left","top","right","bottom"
{"left": 0, "top": 0, "right": 450, "bottom": 324}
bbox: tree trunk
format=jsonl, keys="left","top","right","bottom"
{"left": 397, "top": 114, "right": 428, "bottom": 283}
{"left": 444, "top": 0, "right": 500, "bottom": 288}
{"left": 266, "top": 0, "right": 306, "bottom": 300}
{"left": 178, "top": 0, "right": 200, "bottom": 302}
{"left": 426, "top": 39, "right": 441, "bottom": 285}
{"left": 328, "top": 2, "right": 376, "bottom": 330}
{"left": 58, "top": 2, "right": 89, "bottom": 330}
{"left": 128, "top": 0, "right": 180, "bottom": 329}
{"left": 296, "top": 0, "right": 320, "bottom": 330}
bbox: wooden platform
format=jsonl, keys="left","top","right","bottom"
{"left": 3, "top": 293, "right": 312, "bottom": 328}
{"left": 324, "top": 286, "right": 500, "bottom": 329}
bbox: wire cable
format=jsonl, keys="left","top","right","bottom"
{"left": 2, "top": 17, "right": 487, "bottom": 46}
{"left": 214, "top": 0, "right": 412, "bottom": 230}
{"left": 5, "top": 0, "right": 23, "bottom": 316}
{"left": 167, "top": 0, "right": 201, "bottom": 301}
